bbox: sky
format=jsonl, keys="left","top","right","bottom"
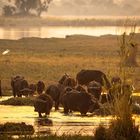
{"left": 0, "top": 0, "right": 140, "bottom": 16}
{"left": 47, "top": 0, "right": 140, "bottom": 16}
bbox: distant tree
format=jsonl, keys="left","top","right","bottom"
{"left": 15, "top": 0, "right": 53, "bottom": 16}
{"left": 3, "top": 5, "right": 16, "bottom": 16}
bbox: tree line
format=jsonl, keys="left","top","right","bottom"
{"left": 2, "top": 0, "right": 52, "bottom": 17}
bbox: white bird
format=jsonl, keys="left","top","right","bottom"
{"left": 2, "top": 49, "right": 10, "bottom": 55}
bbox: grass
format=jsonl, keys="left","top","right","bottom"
{"left": 0, "top": 122, "right": 34, "bottom": 135}
{"left": 0, "top": 34, "right": 139, "bottom": 93}
{"left": 0, "top": 97, "right": 35, "bottom": 106}
{"left": 0, "top": 135, "right": 93, "bottom": 140}
{"left": 0, "top": 34, "right": 139, "bottom": 139}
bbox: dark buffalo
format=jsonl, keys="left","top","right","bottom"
{"left": 63, "top": 77, "right": 76, "bottom": 88}
{"left": 46, "top": 74, "right": 76, "bottom": 110}
{"left": 45, "top": 84, "right": 63, "bottom": 110}
{"left": 29, "top": 84, "right": 37, "bottom": 95}
{"left": 75, "top": 85, "right": 86, "bottom": 92}
{"left": 58, "top": 73, "right": 69, "bottom": 84}
{"left": 76, "top": 70, "right": 111, "bottom": 89}
{"left": 61, "top": 88, "right": 100, "bottom": 115}
{"left": 11, "top": 76, "right": 29, "bottom": 97}
{"left": 20, "top": 88, "right": 34, "bottom": 97}
{"left": 36, "top": 81, "right": 45, "bottom": 94}
{"left": 34, "top": 94, "right": 53, "bottom": 117}
{"left": 87, "top": 81, "right": 102, "bottom": 100}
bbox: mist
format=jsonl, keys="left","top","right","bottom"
{"left": 0, "top": 0, "right": 140, "bottom": 16}
{"left": 47, "top": 0, "right": 140, "bottom": 16}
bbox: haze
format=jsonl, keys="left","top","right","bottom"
{"left": 0, "top": 0, "right": 140, "bottom": 17}
{"left": 47, "top": 0, "right": 140, "bottom": 16}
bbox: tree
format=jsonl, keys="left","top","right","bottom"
{"left": 15, "top": 0, "right": 53, "bottom": 16}
{"left": 2, "top": 0, "right": 53, "bottom": 17}
{"left": 3, "top": 5, "right": 16, "bottom": 16}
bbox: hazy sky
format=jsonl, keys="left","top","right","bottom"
{"left": 0, "top": 0, "right": 140, "bottom": 16}
{"left": 47, "top": 0, "right": 140, "bottom": 16}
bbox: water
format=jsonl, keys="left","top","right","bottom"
{"left": 0, "top": 26, "right": 140, "bottom": 40}
{"left": 0, "top": 105, "right": 111, "bottom": 136}
{"left": 0, "top": 97, "right": 140, "bottom": 136}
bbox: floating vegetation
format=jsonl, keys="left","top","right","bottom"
{"left": 0, "top": 97, "right": 35, "bottom": 106}
{"left": 0, "top": 122, "right": 34, "bottom": 135}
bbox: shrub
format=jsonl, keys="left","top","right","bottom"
{"left": 0, "top": 97, "right": 34, "bottom": 106}
{"left": 0, "top": 122, "right": 34, "bottom": 135}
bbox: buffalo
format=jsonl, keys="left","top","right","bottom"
{"left": 58, "top": 73, "right": 69, "bottom": 84}
{"left": 20, "top": 88, "right": 34, "bottom": 97}
{"left": 76, "top": 70, "right": 111, "bottom": 89}
{"left": 46, "top": 84, "right": 62, "bottom": 110}
{"left": 75, "top": 85, "right": 86, "bottom": 92}
{"left": 34, "top": 94, "right": 53, "bottom": 117}
{"left": 29, "top": 84, "right": 37, "bottom": 95}
{"left": 11, "top": 76, "right": 29, "bottom": 97}
{"left": 61, "top": 88, "right": 100, "bottom": 115}
{"left": 46, "top": 74, "right": 76, "bottom": 110}
{"left": 36, "top": 81, "right": 45, "bottom": 94}
{"left": 87, "top": 81, "right": 102, "bottom": 100}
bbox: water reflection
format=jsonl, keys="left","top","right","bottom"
{"left": 0, "top": 26, "right": 140, "bottom": 40}
{"left": 35, "top": 118, "right": 53, "bottom": 126}
{"left": 0, "top": 96, "right": 140, "bottom": 136}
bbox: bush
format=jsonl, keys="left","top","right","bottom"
{"left": 94, "top": 125, "right": 108, "bottom": 140}
{"left": 0, "top": 122, "right": 34, "bottom": 135}
{"left": 0, "top": 97, "right": 34, "bottom": 106}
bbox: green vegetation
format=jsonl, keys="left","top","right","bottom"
{"left": 0, "top": 26, "right": 140, "bottom": 139}
{"left": 2, "top": 0, "right": 52, "bottom": 17}
{"left": 0, "top": 135, "right": 93, "bottom": 140}
{"left": 0, "top": 97, "right": 34, "bottom": 106}
{"left": 0, "top": 34, "right": 139, "bottom": 93}
{"left": 0, "top": 122, "right": 34, "bottom": 135}
{"left": 94, "top": 29, "right": 140, "bottom": 140}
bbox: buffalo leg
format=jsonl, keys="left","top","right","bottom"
{"left": 55, "top": 101, "right": 59, "bottom": 110}
{"left": 38, "top": 112, "right": 42, "bottom": 118}
{"left": 64, "top": 107, "right": 69, "bottom": 114}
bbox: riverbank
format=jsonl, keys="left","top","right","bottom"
{"left": 0, "top": 34, "right": 140, "bottom": 92}
{"left": 0, "top": 16, "right": 140, "bottom": 27}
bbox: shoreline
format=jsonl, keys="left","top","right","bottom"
{"left": 0, "top": 16, "right": 140, "bottom": 27}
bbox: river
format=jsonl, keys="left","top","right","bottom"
{"left": 0, "top": 26, "right": 140, "bottom": 40}
{"left": 0, "top": 96, "right": 140, "bottom": 136}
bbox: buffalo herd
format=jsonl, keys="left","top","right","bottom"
{"left": 1, "top": 69, "right": 133, "bottom": 117}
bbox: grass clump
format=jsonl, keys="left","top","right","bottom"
{"left": 95, "top": 23, "right": 140, "bottom": 140}
{"left": 94, "top": 125, "right": 108, "bottom": 140}
{"left": 0, "top": 135, "right": 93, "bottom": 140}
{"left": 106, "top": 28, "right": 140, "bottom": 140}
{"left": 0, "top": 97, "right": 34, "bottom": 106}
{"left": 0, "top": 122, "right": 34, "bottom": 135}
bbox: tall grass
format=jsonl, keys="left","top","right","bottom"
{"left": 95, "top": 22, "right": 140, "bottom": 140}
